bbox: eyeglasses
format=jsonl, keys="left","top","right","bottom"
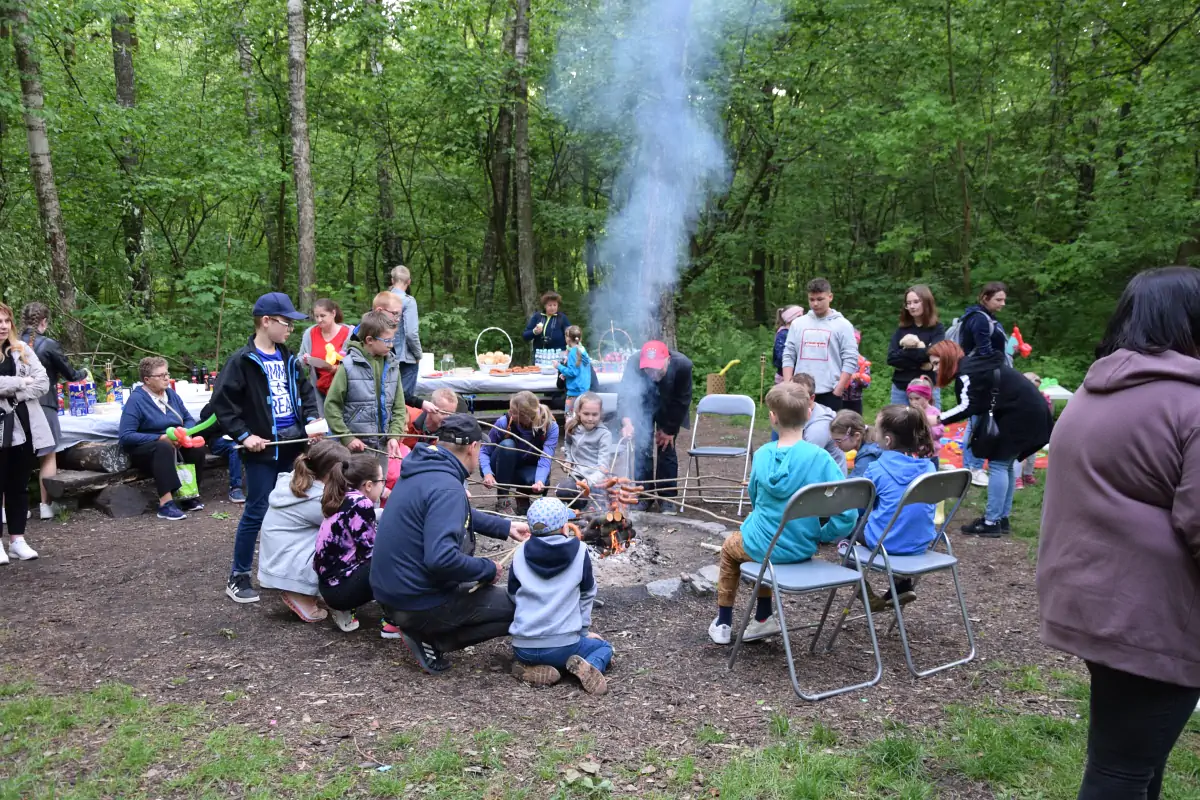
{"left": 148, "top": 372, "right": 169, "bottom": 379}
{"left": 831, "top": 435, "right": 850, "bottom": 444}
{"left": 268, "top": 317, "right": 295, "bottom": 330}
{"left": 372, "top": 336, "right": 397, "bottom": 345}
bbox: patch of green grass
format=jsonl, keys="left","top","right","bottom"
{"left": 1005, "top": 664, "right": 1048, "bottom": 694}
{"left": 767, "top": 711, "right": 790, "bottom": 738}
{"left": 695, "top": 723, "right": 727, "bottom": 745}
{"left": 810, "top": 721, "right": 839, "bottom": 747}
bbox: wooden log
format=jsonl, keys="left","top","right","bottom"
{"left": 58, "top": 442, "right": 129, "bottom": 473}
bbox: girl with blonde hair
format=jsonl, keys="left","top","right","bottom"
{"left": 480, "top": 391, "right": 560, "bottom": 514}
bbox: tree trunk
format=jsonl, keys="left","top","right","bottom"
{"left": 10, "top": 3, "right": 82, "bottom": 351}
{"left": 512, "top": 0, "right": 538, "bottom": 317}
{"left": 366, "top": 0, "right": 401, "bottom": 270}
{"left": 236, "top": 31, "right": 283, "bottom": 289}
{"left": 111, "top": 10, "right": 148, "bottom": 312}
{"left": 442, "top": 245, "right": 455, "bottom": 296}
{"left": 287, "top": 0, "right": 316, "bottom": 312}
{"left": 944, "top": 0, "right": 971, "bottom": 295}
{"left": 477, "top": 8, "right": 515, "bottom": 309}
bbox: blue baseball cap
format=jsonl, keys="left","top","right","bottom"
{"left": 252, "top": 292, "right": 307, "bottom": 320}
{"left": 527, "top": 497, "right": 570, "bottom": 536}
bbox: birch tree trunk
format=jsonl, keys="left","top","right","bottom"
{"left": 111, "top": 10, "right": 148, "bottom": 312}
{"left": 512, "top": 0, "right": 538, "bottom": 317}
{"left": 10, "top": 4, "right": 82, "bottom": 351}
{"left": 236, "top": 31, "right": 283, "bottom": 290}
{"left": 287, "top": 0, "right": 316, "bottom": 312}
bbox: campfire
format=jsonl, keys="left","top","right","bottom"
{"left": 569, "top": 476, "right": 642, "bottom": 557}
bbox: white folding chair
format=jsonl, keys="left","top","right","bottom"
{"left": 679, "top": 394, "right": 755, "bottom": 516}
{"left": 727, "top": 479, "right": 882, "bottom": 701}
{"left": 820, "top": 469, "right": 975, "bottom": 678}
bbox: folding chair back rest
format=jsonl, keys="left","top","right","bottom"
{"left": 760, "top": 479, "right": 876, "bottom": 563}
{"left": 695, "top": 393, "right": 756, "bottom": 418}
{"left": 897, "top": 469, "right": 972, "bottom": 509}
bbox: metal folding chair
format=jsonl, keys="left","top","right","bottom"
{"left": 679, "top": 394, "right": 756, "bottom": 516}
{"left": 727, "top": 479, "right": 882, "bottom": 701}
{"left": 821, "top": 469, "right": 975, "bottom": 678}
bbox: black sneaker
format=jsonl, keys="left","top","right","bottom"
{"left": 180, "top": 497, "right": 205, "bottom": 513}
{"left": 225, "top": 574, "right": 260, "bottom": 604}
{"left": 961, "top": 517, "right": 1002, "bottom": 538}
{"left": 999, "top": 517, "right": 1011, "bottom": 534}
{"left": 401, "top": 632, "right": 450, "bottom": 675}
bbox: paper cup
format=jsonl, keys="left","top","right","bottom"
{"left": 305, "top": 419, "right": 330, "bottom": 437}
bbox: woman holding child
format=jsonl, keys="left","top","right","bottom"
{"left": 1039, "top": 266, "right": 1200, "bottom": 800}
{"left": 887, "top": 285, "right": 945, "bottom": 408}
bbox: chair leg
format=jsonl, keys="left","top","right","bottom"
{"left": 680, "top": 455, "right": 693, "bottom": 512}
{"left": 791, "top": 579, "right": 883, "bottom": 701}
{"left": 727, "top": 564, "right": 769, "bottom": 671}
{"left": 893, "top": 565, "right": 976, "bottom": 678}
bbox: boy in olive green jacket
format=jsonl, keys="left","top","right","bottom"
{"left": 324, "top": 311, "right": 408, "bottom": 460}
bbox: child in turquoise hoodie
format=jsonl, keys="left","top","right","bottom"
{"left": 708, "top": 382, "right": 856, "bottom": 645}
{"left": 860, "top": 405, "right": 937, "bottom": 610}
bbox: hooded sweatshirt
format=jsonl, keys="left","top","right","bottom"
{"left": 849, "top": 441, "right": 884, "bottom": 479}
{"left": 781, "top": 309, "right": 859, "bottom": 394}
{"left": 508, "top": 533, "right": 596, "bottom": 648}
{"left": 862, "top": 450, "right": 937, "bottom": 554}
{"left": 563, "top": 423, "right": 614, "bottom": 485}
{"left": 257, "top": 473, "right": 324, "bottom": 595}
{"left": 370, "top": 443, "right": 511, "bottom": 611}
{"left": 740, "top": 439, "right": 857, "bottom": 564}
{"left": 804, "top": 403, "right": 848, "bottom": 474}
{"left": 1038, "top": 349, "right": 1200, "bottom": 688}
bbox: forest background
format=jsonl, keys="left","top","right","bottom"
{"left": 2, "top": 0, "right": 1198, "bottom": 407}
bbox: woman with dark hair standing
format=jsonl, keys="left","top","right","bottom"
{"left": 926, "top": 338, "right": 1051, "bottom": 537}
{"left": 957, "top": 281, "right": 1009, "bottom": 486}
{"left": 1039, "top": 266, "right": 1200, "bottom": 800}
{"left": 886, "top": 285, "right": 945, "bottom": 408}
{"left": 20, "top": 302, "right": 88, "bottom": 519}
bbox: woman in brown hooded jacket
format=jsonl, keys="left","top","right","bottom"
{"left": 1038, "top": 266, "right": 1200, "bottom": 800}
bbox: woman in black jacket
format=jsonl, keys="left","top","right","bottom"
{"left": 21, "top": 303, "right": 88, "bottom": 520}
{"left": 929, "top": 339, "right": 1052, "bottom": 538}
{"left": 887, "top": 285, "right": 946, "bottom": 407}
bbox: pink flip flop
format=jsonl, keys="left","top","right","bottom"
{"left": 281, "top": 592, "right": 328, "bottom": 623}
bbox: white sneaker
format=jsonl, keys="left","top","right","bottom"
{"left": 8, "top": 538, "right": 39, "bottom": 561}
{"left": 743, "top": 615, "right": 782, "bottom": 641}
{"left": 708, "top": 617, "right": 732, "bottom": 645}
{"left": 0, "top": 547, "right": 9, "bottom": 566}
{"left": 970, "top": 469, "right": 988, "bottom": 487}
{"left": 330, "top": 608, "right": 360, "bottom": 633}
{"left": 39, "top": 503, "right": 54, "bottom": 520}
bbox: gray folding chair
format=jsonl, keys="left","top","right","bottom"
{"left": 821, "top": 469, "right": 975, "bottom": 678}
{"left": 679, "top": 394, "right": 756, "bottom": 516}
{"left": 727, "top": 479, "right": 882, "bottom": 701}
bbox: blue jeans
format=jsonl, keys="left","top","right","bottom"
{"left": 230, "top": 458, "right": 288, "bottom": 577}
{"left": 513, "top": 635, "right": 613, "bottom": 674}
{"left": 492, "top": 438, "right": 541, "bottom": 496}
{"left": 399, "top": 362, "right": 418, "bottom": 405}
{"left": 985, "top": 458, "right": 1015, "bottom": 522}
{"left": 209, "top": 436, "right": 243, "bottom": 491}
{"left": 962, "top": 419, "right": 984, "bottom": 471}
{"left": 890, "top": 384, "right": 942, "bottom": 409}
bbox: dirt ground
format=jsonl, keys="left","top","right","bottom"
{"left": 0, "top": 420, "right": 1072, "bottom": 780}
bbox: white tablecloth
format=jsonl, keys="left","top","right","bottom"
{"left": 58, "top": 384, "right": 212, "bottom": 449}
{"left": 415, "top": 370, "right": 621, "bottom": 395}
{"left": 1043, "top": 384, "right": 1073, "bottom": 402}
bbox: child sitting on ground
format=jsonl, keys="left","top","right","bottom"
{"left": 859, "top": 405, "right": 938, "bottom": 612}
{"left": 556, "top": 392, "right": 613, "bottom": 509}
{"left": 556, "top": 325, "right": 593, "bottom": 413}
{"left": 509, "top": 497, "right": 612, "bottom": 695}
{"left": 314, "top": 453, "right": 385, "bottom": 633}
{"left": 830, "top": 410, "right": 881, "bottom": 479}
{"left": 708, "top": 382, "right": 857, "bottom": 645}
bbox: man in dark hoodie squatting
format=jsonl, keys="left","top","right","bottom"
{"left": 371, "top": 414, "right": 531, "bottom": 674}
{"left": 617, "top": 340, "right": 693, "bottom": 512}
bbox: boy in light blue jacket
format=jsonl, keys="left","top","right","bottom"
{"left": 707, "top": 382, "right": 856, "bottom": 645}
{"left": 860, "top": 405, "right": 937, "bottom": 610}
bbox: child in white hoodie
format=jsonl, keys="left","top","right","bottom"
{"left": 555, "top": 392, "right": 613, "bottom": 509}
{"left": 508, "top": 497, "right": 612, "bottom": 694}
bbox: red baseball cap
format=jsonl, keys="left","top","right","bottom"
{"left": 639, "top": 340, "right": 669, "bottom": 370}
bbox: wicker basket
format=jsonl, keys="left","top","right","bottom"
{"left": 475, "top": 327, "right": 513, "bottom": 372}
{"left": 706, "top": 373, "right": 727, "bottom": 396}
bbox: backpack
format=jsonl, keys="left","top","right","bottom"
{"left": 945, "top": 309, "right": 1010, "bottom": 364}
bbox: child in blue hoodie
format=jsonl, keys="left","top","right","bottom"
{"left": 708, "top": 382, "right": 857, "bottom": 645}
{"left": 556, "top": 326, "right": 593, "bottom": 413}
{"left": 509, "top": 497, "right": 611, "bottom": 695}
{"left": 860, "top": 405, "right": 938, "bottom": 610}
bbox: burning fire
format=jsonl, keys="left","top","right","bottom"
{"left": 570, "top": 476, "right": 642, "bottom": 557}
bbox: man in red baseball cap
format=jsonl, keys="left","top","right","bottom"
{"left": 616, "top": 340, "right": 693, "bottom": 511}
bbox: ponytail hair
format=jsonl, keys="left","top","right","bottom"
{"left": 565, "top": 325, "right": 584, "bottom": 366}
{"left": 875, "top": 405, "right": 935, "bottom": 459}
{"left": 565, "top": 392, "right": 603, "bottom": 437}
{"left": 830, "top": 409, "right": 869, "bottom": 441}
{"left": 321, "top": 453, "right": 381, "bottom": 516}
{"left": 509, "top": 390, "right": 553, "bottom": 434}
{"left": 290, "top": 439, "right": 352, "bottom": 498}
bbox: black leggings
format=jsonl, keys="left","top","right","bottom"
{"left": 319, "top": 564, "right": 373, "bottom": 611}
{"left": 126, "top": 439, "right": 205, "bottom": 498}
{"left": 1080, "top": 661, "right": 1200, "bottom": 800}
{"left": 1, "top": 443, "right": 33, "bottom": 537}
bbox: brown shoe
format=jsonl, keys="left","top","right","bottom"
{"left": 512, "top": 662, "right": 561, "bottom": 687}
{"left": 566, "top": 655, "right": 608, "bottom": 695}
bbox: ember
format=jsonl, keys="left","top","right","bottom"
{"left": 574, "top": 476, "right": 643, "bottom": 556}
